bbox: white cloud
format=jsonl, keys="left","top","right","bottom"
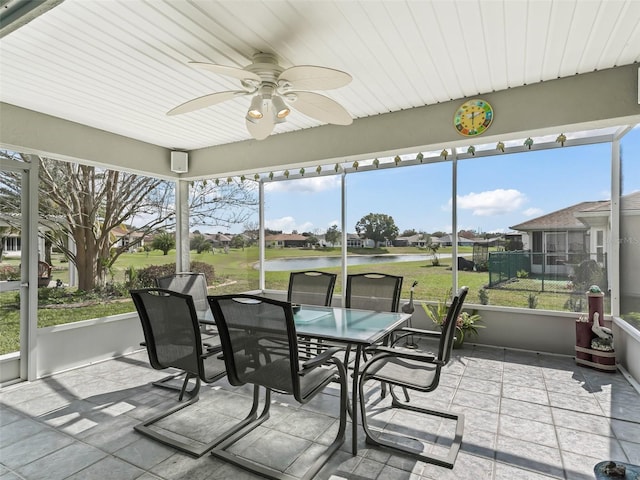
{"left": 523, "top": 207, "right": 544, "bottom": 217}
{"left": 456, "top": 189, "right": 527, "bottom": 216}
{"left": 328, "top": 220, "right": 340, "bottom": 228}
{"left": 264, "top": 175, "right": 341, "bottom": 193}
{"left": 265, "top": 216, "right": 314, "bottom": 233}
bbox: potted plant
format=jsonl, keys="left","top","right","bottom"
{"left": 423, "top": 291, "right": 484, "bottom": 348}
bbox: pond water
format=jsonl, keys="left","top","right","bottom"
{"left": 261, "top": 254, "right": 435, "bottom": 271}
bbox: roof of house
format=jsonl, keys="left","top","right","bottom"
{"left": 511, "top": 191, "right": 640, "bottom": 232}
{"left": 510, "top": 201, "right": 607, "bottom": 231}
{"left": 265, "top": 234, "right": 308, "bottom": 242}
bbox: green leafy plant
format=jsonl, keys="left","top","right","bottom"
{"left": 478, "top": 288, "right": 489, "bottom": 305}
{"left": 422, "top": 290, "right": 484, "bottom": 345}
{"left": 516, "top": 269, "right": 529, "bottom": 278}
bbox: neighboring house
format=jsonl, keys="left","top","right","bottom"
{"left": 510, "top": 192, "right": 640, "bottom": 277}
{"left": 346, "top": 234, "right": 375, "bottom": 248}
{"left": 393, "top": 234, "right": 428, "bottom": 247}
{"left": 265, "top": 233, "right": 309, "bottom": 248}
{"left": 206, "top": 232, "right": 232, "bottom": 247}
{"left": 433, "top": 234, "right": 475, "bottom": 247}
{"left": 111, "top": 224, "right": 146, "bottom": 252}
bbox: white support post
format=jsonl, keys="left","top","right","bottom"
{"left": 22, "top": 156, "right": 38, "bottom": 380}
{"left": 175, "top": 179, "right": 190, "bottom": 273}
{"left": 259, "top": 181, "right": 265, "bottom": 291}
{"left": 341, "top": 172, "right": 347, "bottom": 306}
{"left": 610, "top": 138, "right": 621, "bottom": 316}
{"left": 451, "top": 150, "right": 458, "bottom": 297}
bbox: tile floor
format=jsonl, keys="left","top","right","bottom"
{"left": 1, "top": 344, "right": 639, "bottom": 480}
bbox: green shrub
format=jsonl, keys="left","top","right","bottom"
{"left": 478, "top": 288, "right": 489, "bottom": 305}
{"left": 516, "top": 269, "right": 529, "bottom": 279}
{"left": 0, "top": 265, "right": 20, "bottom": 280}
{"left": 135, "top": 262, "right": 215, "bottom": 288}
{"left": 527, "top": 293, "right": 538, "bottom": 309}
{"left": 573, "top": 259, "right": 607, "bottom": 291}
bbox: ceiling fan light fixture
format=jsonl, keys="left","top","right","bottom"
{"left": 272, "top": 95, "right": 290, "bottom": 119}
{"left": 247, "top": 95, "right": 264, "bottom": 120}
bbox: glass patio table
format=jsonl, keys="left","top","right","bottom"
{"left": 293, "top": 305, "right": 411, "bottom": 454}
{"left": 201, "top": 303, "right": 411, "bottom": 454}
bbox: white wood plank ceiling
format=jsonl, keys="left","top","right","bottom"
{"left": 1, "top": 0, "right": 639, "bottom": 150}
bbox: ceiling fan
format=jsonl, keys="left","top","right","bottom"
{"left": 167, "top": 52, "right": 353, "bottom": 140}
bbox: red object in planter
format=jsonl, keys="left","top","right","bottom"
{"left": 575, "top": 321, "right": 593, "bottom": 362}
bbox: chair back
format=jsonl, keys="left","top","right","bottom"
{"left": 287, "top": 270, "right": 337, "bottom": 306}
{"left": 346, "top": 273, "right": 403, "bottom": 312}
{"left": 131, "top": 288, "right": 204, "bottom": 376}
{"left": 156, "top": 272, "right": 209, "bottom": 314}
{"left": 208, "top": 294, "right": 303, "bottom": 398}
{"left": 438, "top": 287, "right": 469, "bottom": 365}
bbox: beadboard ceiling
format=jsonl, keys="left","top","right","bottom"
{"left": 1, "top": 0, "right": 639, "bottom": 151}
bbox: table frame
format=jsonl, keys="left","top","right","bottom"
{"left": 294, "top": 305, "right": 411, "bottom": 455}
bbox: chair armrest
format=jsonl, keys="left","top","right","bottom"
{"left": 300, "top": 347, "right": 344, "bottom": 372}
{"left": 365, "top": 345, "right": 438, "bottom": 363}
{"left": 389, "top": 327, "right": 441, "bottom": 347}
{"left": 395, "top": 326, "right": 441, "bottom": 337}
{"left": 201, "top": 344, "right": 223, "bottom": 359}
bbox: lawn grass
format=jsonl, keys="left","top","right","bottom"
{"left": 0, "top": 244, "right": 586, "bottom": 355}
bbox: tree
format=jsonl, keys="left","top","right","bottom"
{"left": 425, "top": 240, "right": 441, "bottom": 266}
{"left": 230, "top": 234, "right": 245, "bottom": 249}
{"left": 324, "top": 224, "right": 341, "bottom": 246}
{"left": 151, "top": 232, "right": 175, "bottom": 255}
{"left": 355, "top": 213, "right": 399, "bottom": 246}
{"left": 190, "top": 233, "right": 212, "bottom": 254}
{"left": 0, "top": 152, "right": 258, "bottom": 290}
{"left": 400, "top": 229, "right": 417, "bottom": 237}
{"left": 243, "top": 221, "right": 259, "bottom": 246}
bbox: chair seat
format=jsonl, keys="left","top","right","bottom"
{"left": 202, "top": 353, "right": 227, "bottom": 383}
{"left": 242, "top": 358, "right": 336, "bottom": 399}
{"left": 366, "top": 355, "right": 439, "bottom": 390}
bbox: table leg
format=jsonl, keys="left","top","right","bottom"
{"left": 351, "top": 345, "right": 362, "bottom": 455}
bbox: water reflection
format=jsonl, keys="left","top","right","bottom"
{"left": 261, "top": 254, "right": 436, "bottom": 271}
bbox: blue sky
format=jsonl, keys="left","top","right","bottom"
{"left": 256, "top": 127, "right": 640, "bottom": 236}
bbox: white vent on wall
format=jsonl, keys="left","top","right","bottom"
{"left": 171, "top": 151, "right": 188, "bottom": 173}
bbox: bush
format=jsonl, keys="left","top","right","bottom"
{"left": 573, "top": 259, "right": 607, "bottom": 291}
{"left": 135, "top": 262, "right": 215, "bottom": 288}
{"left": 135, "top": 264, "right": 177, "bottom": 288}
{"left": 478, "top": 288, "right": 489, "bottom": 305}
{"left": 0, "top": 265, "right": 20, "bottom": 280}
{"left": 516, "top": 269, "right": 529, "bottom": 279}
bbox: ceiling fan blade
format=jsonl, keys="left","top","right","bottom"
{"left": 167, "top": 90, "right": 249, "bottom": 116}
{"left": 279, "top": 65, "right": 352, "bottom": 90}
{"left": 189, "top": 62, "right": 261, "bottom": 83}
{"left": 288, "top": 91, "right": 353, "bottom": 125}
{"left": 246, "top": 114, "right": 275, "bottom": 140}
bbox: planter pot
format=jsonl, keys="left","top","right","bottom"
{"left": 575, "top": 321, "right": 593, "bottom": 362}
{"left": 592, "top": 349, "right": 616, "bottom": 366}
{"left": 453, "top": 328, "right": 465, "bottom": 349}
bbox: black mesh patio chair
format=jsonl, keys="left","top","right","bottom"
{"left": 152, "top": 272, "right": 218, "bottom": 393}
{"left": 344, "top": 273, "right": 403, "bottom": 365}
{"left": 346, "top": 272, "right": 403, "bottom": 312}
{"left": 207, "top": 294, "right": 348, "bottom": 480}
{"left": 155, "top": 272, "right": 211, "bottom": 322}
{"left": 358, "top": 286, "right": 469, "bottom": 469}
{"left": 287, "top": 270, "right": 337, "bottom": 306}
{"left": 130, "top": 288, "right": 260, "bottom": 457}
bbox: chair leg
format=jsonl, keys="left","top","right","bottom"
{"left": 359, "top": 378, "right": 464, "bottom": 469}
{"left": 211, "top": 365, "right": 348, "bottom": 480}
{"left": 152, "top": 371, "right": 200, "bottom": 399}
{"left": 134, "top": 383, "right": 262, "bottom": 458}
